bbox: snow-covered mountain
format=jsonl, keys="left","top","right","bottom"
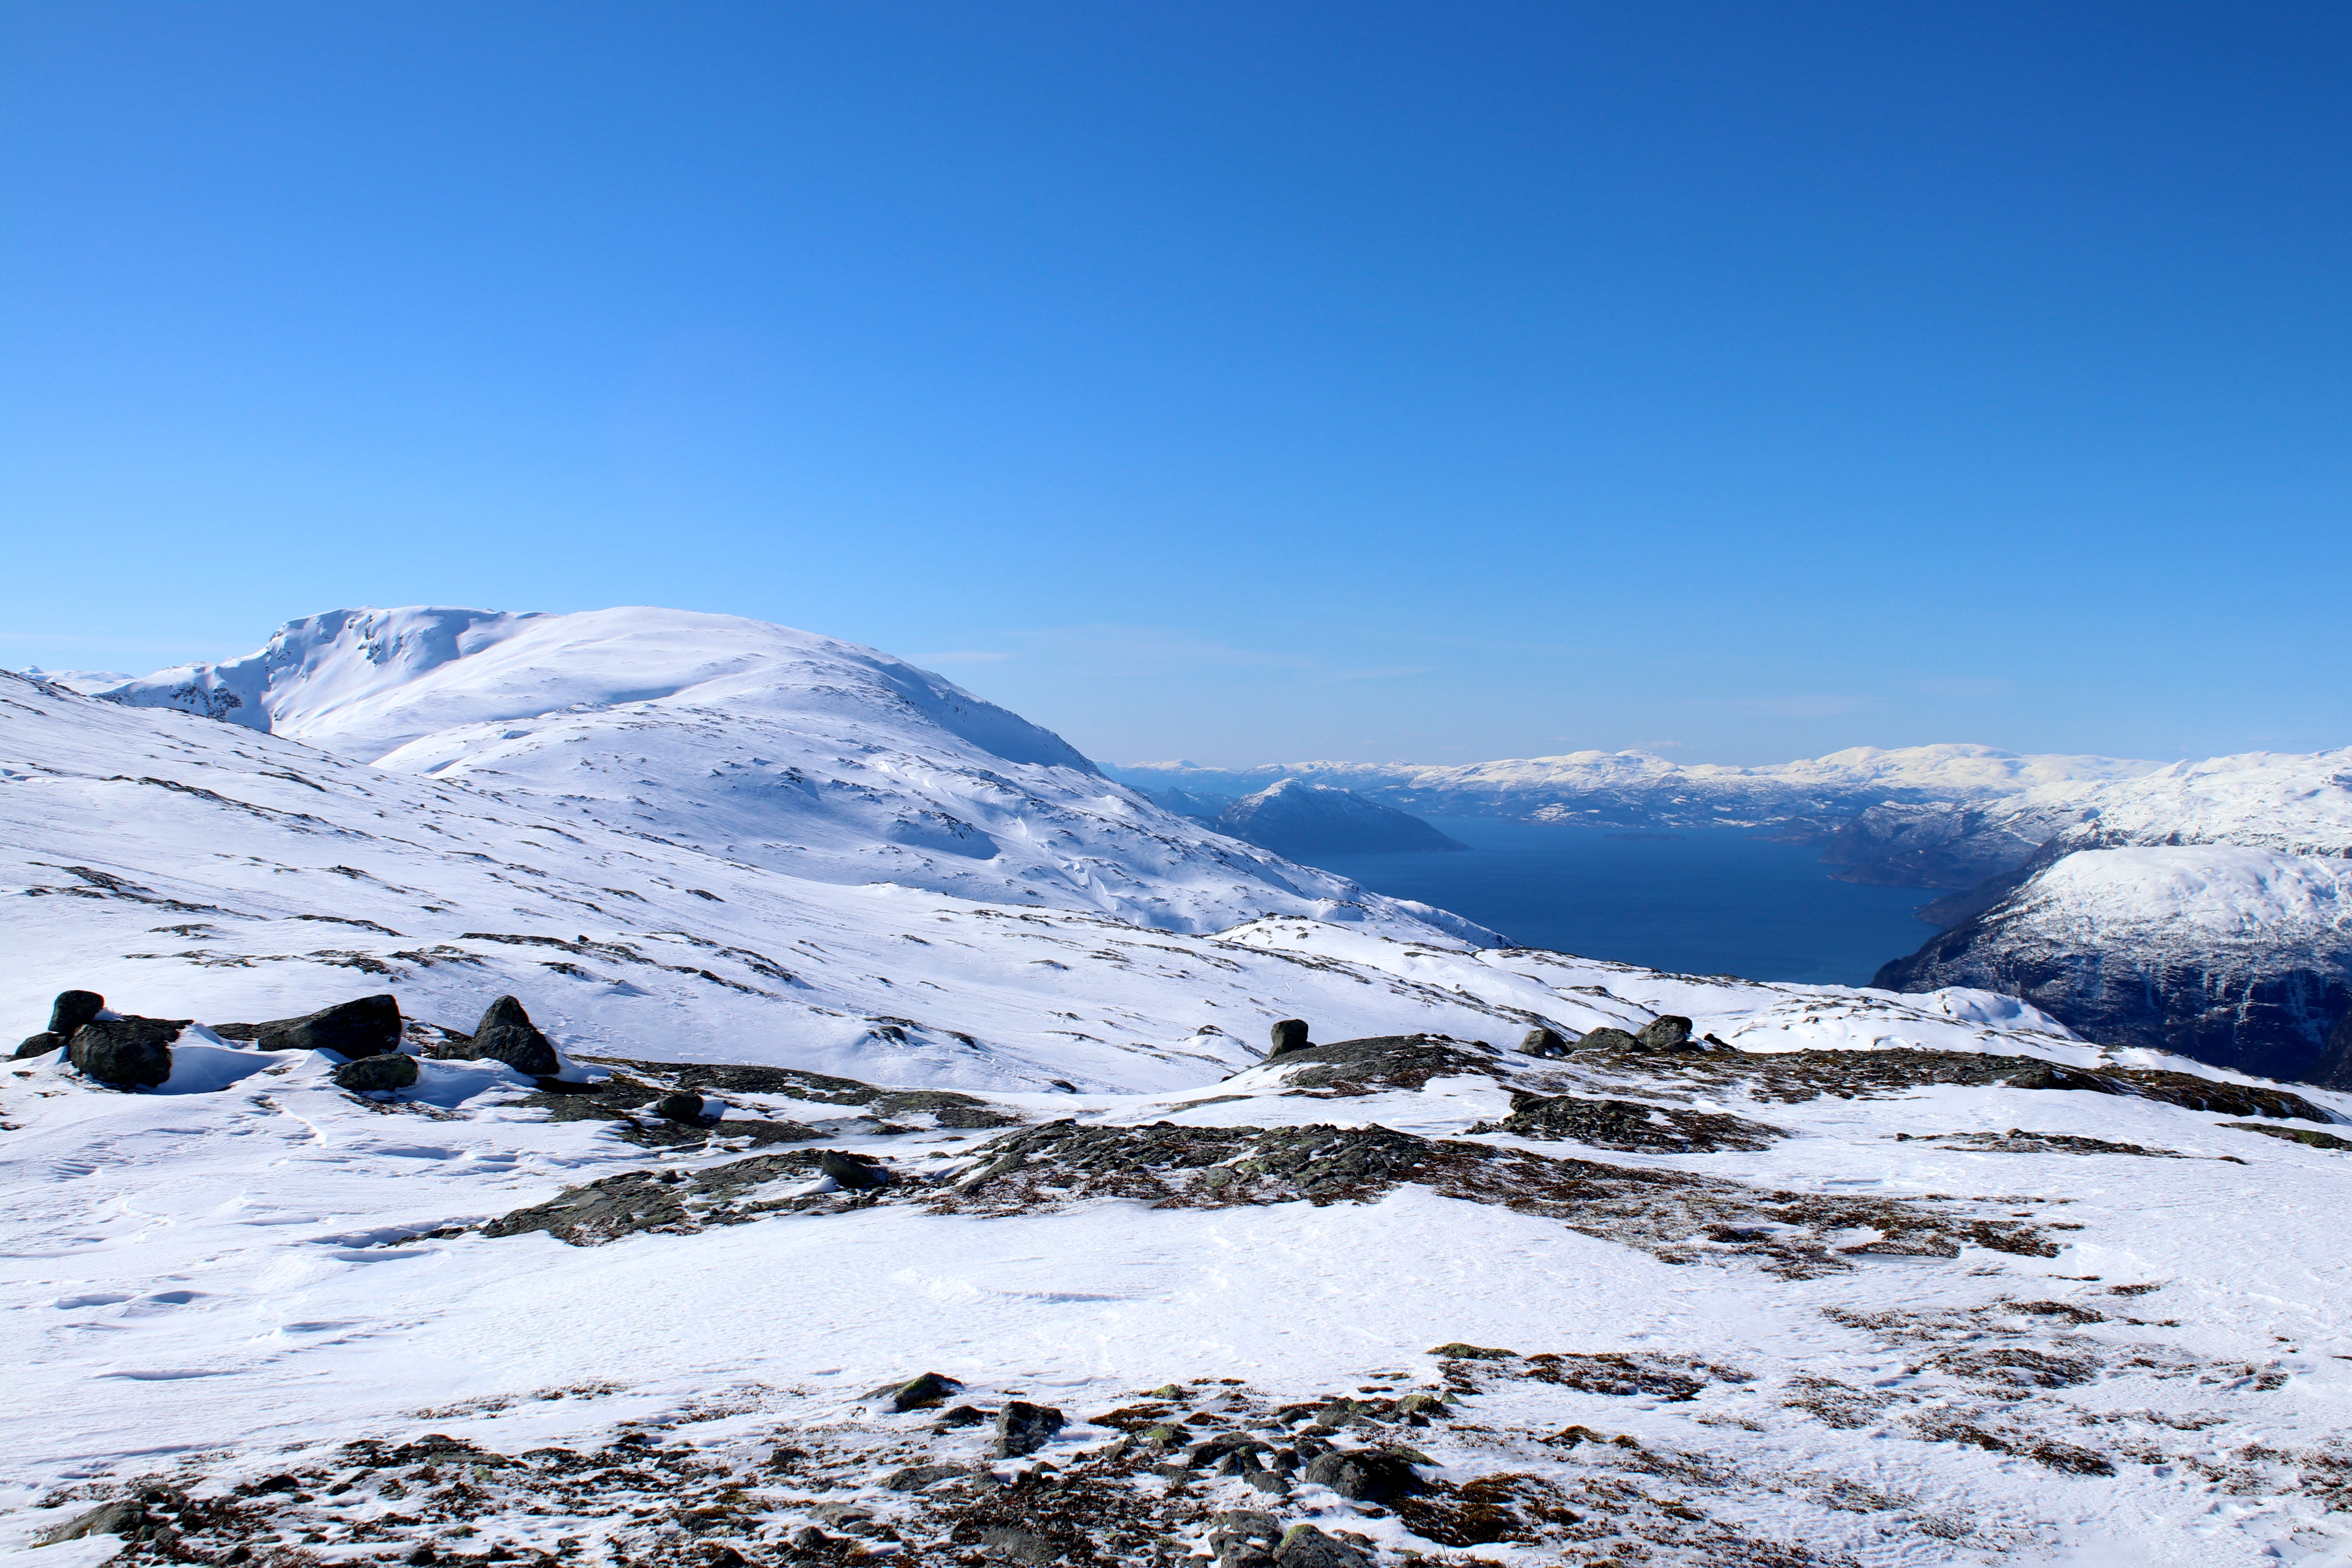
{"left": 90, "top": 607, "right": 1492, "bottom": 944}
{"left": 1111, "top": 745, "right": 2162, "bottom": 886}
{"left": 1145, "top": 779, "right": 1467, "bottom": 858}
{"left": 9, "top": 668, "right": 2352, "bottom": 1565}
{"left": 1877, "top": 748, "right": 2352, "bottom": 1082}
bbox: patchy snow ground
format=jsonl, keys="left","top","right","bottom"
{"left": 6, "top": 666, "right": 2352, "bottom": 1567}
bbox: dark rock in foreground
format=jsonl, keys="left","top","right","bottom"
{"left": 1267, "top": 1019, "right": 1312, "bottom": 1059}
{"left": 217, "top": 994, "right": 402, "bottom": 1058}
{"left": 1251, "top": 1034, "right": 1504, "bottom": 1094}
{"left": 16, "top": 1031, "right": 64, "bottom": 1058}
{"left": 334, "top": 1053, "right": 421, "bottom": 1093}
{"left": 68, "top": 1017, "right": 186, "bottom": 1087}
{"left": 49, "top": 989, "right": 107, "bottom": 1038}
{"left": 463, "top": 995, "right": 561, "bottom": 1077}
{"left": 992, "top": 1399, "right": 1066, "bottom": 1458}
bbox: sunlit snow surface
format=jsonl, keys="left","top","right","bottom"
{"left": 88, "top": 606, "right": 1493, "bottom": 942}
{"left": 7, "top": 671, "right": 2352, "bottom": 1565}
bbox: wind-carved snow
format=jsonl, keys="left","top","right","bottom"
{"left": 91, "top": 607, "right": 1493, "bottom": 943}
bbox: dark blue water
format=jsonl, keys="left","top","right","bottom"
{"left": 1315, "top": 819, "right": 1936, "bottom": 986}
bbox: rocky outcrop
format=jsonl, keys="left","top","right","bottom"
{"left": 991, "top": 1400, "right": 1065, "bottom": 1459}
{"left": 1267, "top": 1019, "right": 1312, "bottom": 1059}
{"left": 1483, "top": 1093, "right": 1784, "bottom": 1153}
{"left": 217, "top": 995, "right": 401, "bottom": 1057}
{"left": 49, "top": 989, "right": 106, "bottom": 1036}
{"left": 68, "top": 1017, "right": 186, "bottom": 1087}
{"left": 334, "top": 1054, "right": 421, "bottom": 1093}
{"left": 461, "top": 995, "right": 561, "bottom": 1077}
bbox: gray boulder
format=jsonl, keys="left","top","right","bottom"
{"left": 1636, "top": 1015, "right": 1694, "bottom": 1051}
{"left": 465, "top": 995, "right": 561, "bottom": 1076}
{"left": 334, "top": 1054, "right": 421, "bottom": 1093}
{"left": 991, "top": 1399, "right": 1066, "bottom": 1458}
{"left": 48, "top": 989, "right": 106, "bottom": 1037}
{"left": 980, "top": 1526, "right": 1066, "bottom": 1564}
{"left": 1275, "top": 1524, "right": 1368, "bottom": 1568}
{"left": 1575, "top": 1026, "right": 1641, "bottom": 1052}
{"left": 882, "top": 1462, "right": 971, "bottom": 1492}
{"left": 1517, "top": 1027, "right": 1570, "bottom": 1058}
{"left": 245, "top": 995, "right": 402, "bottom": 1058}
{"left": 34, "top": 1498, "right": 147, "bottom": 1546}
{"left": 1210, "top": 1509, "right": 1281, "bottom": 1568}
{"left": 68, "top": 1017, "right": 185, "bottom": 1087}
{"left": 16, "top": 1032, "right": 63, "bottom": 1058}
{"left": 820, "top": 1149, "right": 891, "bottom": 1189}
{"left": 1267, "top": 1019, "right": 1312, "bottom": 1058}
{"left": 1299, "top": 1448, "right": 1419, "bottom": 1502}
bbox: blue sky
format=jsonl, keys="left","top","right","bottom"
{"left": 5, "top": 3, "right": 2347, "bottom": 768}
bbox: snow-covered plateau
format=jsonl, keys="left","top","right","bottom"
{"left": 5, "top": 614, "right": 2352, "bottom": 1567}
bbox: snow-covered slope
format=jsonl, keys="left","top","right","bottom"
{"left": 1878, "top": 749, "right": 2352, "bottom": 1081}
{"left": 90, "top": 607, "right": 1491, "bottom": 943}
{"left": 12, "top": 668, "right": 2352, "bottom": 1565}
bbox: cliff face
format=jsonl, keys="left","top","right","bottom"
{"left": 1877, "top": 838, "right": 2352, "bottom": 1083}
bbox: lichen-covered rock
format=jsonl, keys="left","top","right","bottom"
{"left": 1275, "top": 1523, "right": 1369, "bottom": 1568}
{"left": 1267, "top": 1019, "right": 1311, "bottom": 1058}
{"left": 1254, "top": 1034, "right": 1504, "bottom": 1093}
{"left": 15, "top": 1031, "right": 63, "bottom": 1058}
{"left": 334, "top": 1053, "right": 421, "bottom": 1093}
{"left": 68, "top": 1016, "right": 185, "bottom": 1087}
{"left": 1486, "top": 1092, "right": 1785, "bottom": 1153}
{"left": 465, "top": 995, "right": 561, "bottom": 1076}
{"left": 47, "top": 989, "right": 105, "bottom": 1038}
{"left": 34, "top": 1497, "right": 148, "bottom": 1546}
{"left": 1300, "top": 1448, "right": 1420, "bottom": 1502}
{"left": 992, "top": 1399, "right": 1066, "bottom": 1458}
{"left": 1575, "top": 1026, "right": 1641, "bottom": 1052}
{"left": 1635, "top": 1014, "right": 1694, "bottom": 1051}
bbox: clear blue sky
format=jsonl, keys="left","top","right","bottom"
{"left": 5, "top": 3, "right": 2347, "bottom": 768}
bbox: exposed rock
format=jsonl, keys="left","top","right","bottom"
{"left": 1484, "top": 1093, "right": 1785, "bottom": 1153}
{"left": 1301, "top": 1448, "right": 1421, "bottom": 1503}
{"left": 1517, "top": 1027, "right": 1570, "bottom": 1058}
{"left": 1428, "top": 1342, "right": 1515, "bottom": 1360}
{"left": 34, "top": 1497, "right": 149, "bottom": 1546}
{"left": 821, "top": 1149, "right": 892, "bottom": 1188}
{"left": 15, "top": 1031, "right": 63, "bottom": 1058}
{"left": 1575, "top": 1027, "right": 1641, "bottom": 1052}
{"left": 1253, "top": 1034, "right": 1504, "bottom": 1094}
{"left": 980, "top": 1525, "right": 1067, "bottom": 1564}
{"left": 1275, "top": 1523, "right": 1370, "bottom": 1568}
{"left": 938, "top": 1105, "right": 1020, "bottom": 1128}
{"left": 654, "top": 1091, "right": 718, "bottom": 1125}
{"left": 992, "top": 1400, "right": 1067, "bottom": 1458}
{"left": 2221, "top": 1122, "right": 2352, "bottom": 1151}
{"left": 1896, "top": 1128, "right": 2190, "bottom": 1158}
{"left": 1210, "top": 1509, "right": 1281, "bottom": 1568}
{"left": 874, "top": 1372, "right": 965, "bottom": 1412}
{"left": 334, "top": 1053, "right": 421, "bottom": 1093}
{"left": 1635, "top": 1015, "right": 1694, "bottom": 1051}
{"left": 1267, "top": 1019, "right": 1311, "bottom": 1059}
{"left": 885, "top": 1462, "right": 975, "bottom": 1492}
{"left": 456, "top": 995, "right": 560, "bottom": 1076}
{"left": 67, "top": 1016, "right": 185, "bottom": 1087}
{"left": 480, "top": 1150, "right": 833, "bottom": 1244}
{"left": 216, "top": 994, "right": 401, "bottom": 1057}
{"left": 47, "top": 989, "right": 106, "bottom": 1037}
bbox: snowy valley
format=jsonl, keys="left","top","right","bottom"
{"left": 4, "top": 610, "right": 2352, "bottom": 1568}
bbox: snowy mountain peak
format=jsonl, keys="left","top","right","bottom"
{"left": 88, "top": 606, "right": 1490, "bottom": 943}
